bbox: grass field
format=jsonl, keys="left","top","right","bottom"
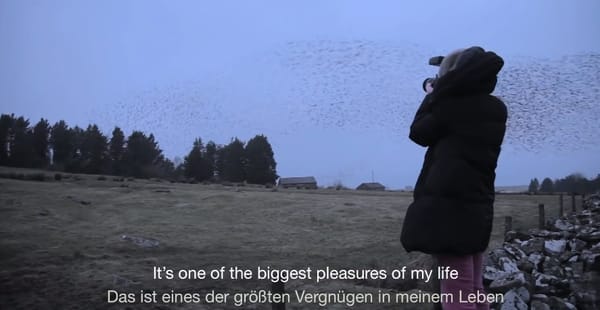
{"left": 0, "top": 167, "right": 584, "bottom": 309}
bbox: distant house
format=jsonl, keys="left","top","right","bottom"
{"left": 356, "top": 182, "right": 385, "bottom": 191}
{"left": 278, "top": 176, "right": 318, "bottom": 189}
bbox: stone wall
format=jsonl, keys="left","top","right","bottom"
{"left": 483, "top": 194, "right": 600, "bottom": 309}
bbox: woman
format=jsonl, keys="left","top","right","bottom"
{"left": 400, "top": 47, "right": 507, "bottom": 310}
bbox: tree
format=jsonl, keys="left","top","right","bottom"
{"left": 122, "top": 131, "right": 163, "bottom": 178}
{"left": 184, "top": 138, "right": 211, "bottom": 181}
{"left": 50, "top": 120, "right": 73, "bottom": 168}
{"left": 221, "top": 138, "right": 246, "bottom": 182}
{"left": 539, "top": 177, "right": 554, "bottom": 193}
{"left": 9, "top": 116, "right": 33, "bottom": 168}
{"left": 215, "top": 144, "right": 225, "bottom": 179}
{"left": 205, "top": 141, "right": 217, "bottom": 180}
{"left": 172, "top": 156, "right": 185, "bottom": 180}
{"left": 109, "top": 127, "right": 125, "bottom": 175}
{"left": 528, "top": 178, "right": 539, "bottom": 193}
{"left": 65, "top": 126, "right": 85, "bottom": 173}
{"left": 244, "top": 134, "right": 278, "bottom": 185}
{"left": 593, "top": 174, "right": 600, "bottom": 193}
{"left": 151, "top": 155, "right": 176, "bottom": 179}
{"left": 31, "top": 118, "right": 51, "bottom": 168}
{"left": 80, "top": 124, "right": 109, "bottom": 174}
{"left": 0, "top": 114, "right": 15, "bottom": 166}
{"left": 555, "top": 173, "right": 588, "bottom": 194}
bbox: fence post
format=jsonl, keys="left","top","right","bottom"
{"left": 272, "top": 281, "right": 285, "bottom": 310}
{"left": 538, "top": 204, "right": 545, "bottom": 229}
{"left": 504, "top": 216, "right": 513, "bottom": 235}
{"left": 559, "top": 193, "right": 564, "bottom": 218}
{"left": 571, "top": 193, "right": 576, "bottom": 213}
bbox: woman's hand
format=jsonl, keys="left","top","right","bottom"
{"left": 425, "top": 81, "right": 434, "bottom": 94}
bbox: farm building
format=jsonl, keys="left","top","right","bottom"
{"left": 278, "top": 176, "right": 318, "bottom": 189}
{"left": 356, "top": 182, "right": 385, "bottom": 191}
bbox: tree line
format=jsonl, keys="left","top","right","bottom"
{"left": 0, "top": 113, "right": 278, "bottom": 184}
{"left": 528, "top": 173, "right": 600, "bottom": 194}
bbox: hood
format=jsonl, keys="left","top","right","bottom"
{"left": 432, "top": 46, "right": 504, "bottom": 97}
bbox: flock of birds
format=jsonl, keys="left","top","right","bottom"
{"left": 497, "top": 54, "right": 600, "bottom": 151}
{"left": 96, "top": 40, "right": 600, "bottom": 158}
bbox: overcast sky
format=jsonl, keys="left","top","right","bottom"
{"left": 1, "top": 0, "right": 599, "bottom": 189}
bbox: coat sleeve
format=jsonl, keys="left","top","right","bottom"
{"left": 409, "top": 95, "right": 445, "bottom": 147}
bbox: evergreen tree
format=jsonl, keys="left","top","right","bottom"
{"left": 151, "top": 155, "right": 176, "bottom": 179}
{"left": 528, "top": 178, "right": 539, "bottom": 193}
{"left": 122, "top": 131, "right": 163, "bottom": 178}
{"left": 205, "top": 141, "right": 217, "bottom": 180}
{"left": 65, "top": 126, "right": 85, "bottom": 173}
{"left": 31, "top": 118, "right": 51, "bottom": 168}
{"left": 215, "top": 144, "right": 225, "bottom": 179}
{"left": 109, "top": 127, "right": 125, "bottom": 175}
{"left": 221, "top": 138, "right": 246, "bottom": 182}
{"left": 184, "top": 138, "right": 210, "bottom": 181}
{"left": 244, "top": 134, "right": 277, "bottom": 185}
{"left": 539, "top": 177, "right": 554, "bottom": 193}
{"left": 593, "top": 174, "right": 600, "bottom": 193}
{"left": 80, "top": 124, "right": 109, "bottom": 174}
{"left": 50, "top": 120, "right": 73, "bottom": 168}
{"left": 0, "top": 114, "right": 15, "bottom": 166}
{"left": 172, "top": 157, "right": 185, "bottom": 180}
{"left": 9, "top": 116, "right": 33, "bottom": 168}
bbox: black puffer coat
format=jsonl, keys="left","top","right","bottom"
{"left": 400, "top": 47, "right": 507, "bottom": 255}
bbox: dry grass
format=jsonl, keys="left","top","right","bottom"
{"left": 0, "top": 167, "right": 585, "bottom": 309}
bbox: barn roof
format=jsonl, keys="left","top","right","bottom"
{"left": 279, "top": 176, "right": 317, "bottom": 184}
{"left": 357, "top": 182, "right": 385, "bottom": 189}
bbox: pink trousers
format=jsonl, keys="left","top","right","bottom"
{"left": 435, "top": 252, "right": 488, "bottom": 310}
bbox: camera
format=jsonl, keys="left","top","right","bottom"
{"left": 422, "top": 56, "right": 444, "bottom": 92}
{"left": 429, "top": 56, "right": 444, "bottom": 66}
